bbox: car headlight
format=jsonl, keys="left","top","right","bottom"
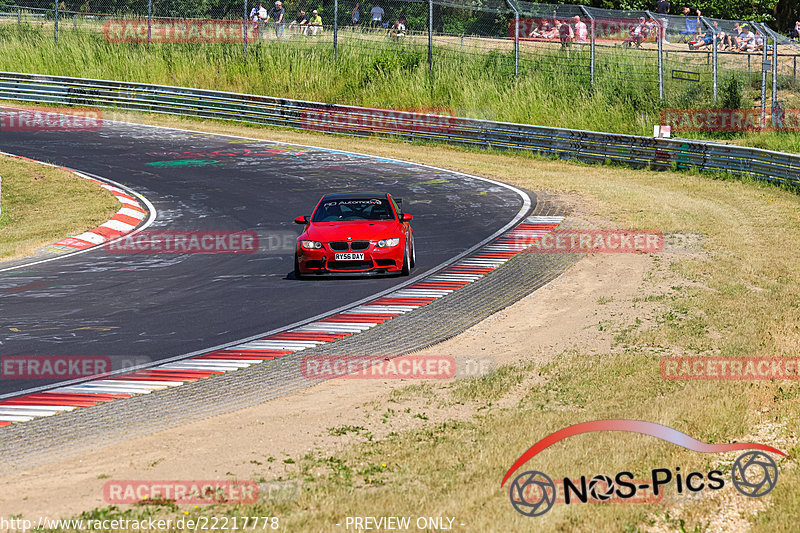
{"left": 376, "top": 238, "right": 400, "bottom": 248}
{"left": 300, "top": 240, "right": 323, "bottom": 250}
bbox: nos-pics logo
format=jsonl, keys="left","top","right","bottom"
{"left": 502, "top": 420, "right": 784, "bottom": 517}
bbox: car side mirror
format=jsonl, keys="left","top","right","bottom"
{"left": 294, "top": 215, "right": 309, "bottom": 225}
{"left": 401, "top": 213, "right": 413, "bottom": 222}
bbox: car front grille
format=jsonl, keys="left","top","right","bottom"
{"left": 328, "top": 240, "right": 371, "bottom": 251}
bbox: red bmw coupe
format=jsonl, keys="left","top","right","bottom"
{"left": 294, "top": 193, "right": 415, "bottom": 277}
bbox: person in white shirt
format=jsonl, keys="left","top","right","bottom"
{"left": 370, "top": 5, "right": 384, "bottom": 28}
{"left": 573, "top": 15, "right": 587, "bottom": 43}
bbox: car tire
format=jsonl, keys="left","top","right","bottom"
{"left": 294, "top": 254, "right": 304, "bottom": 280}
{"left": 409, "top": 237, "right": 416, "bottom": 268}
{"left": 401, "top": 243, "right": 411, "bottom": 276}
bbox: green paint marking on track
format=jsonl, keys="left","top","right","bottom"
{"left": 146, "top": 160, "right": 221, "bottom": 168}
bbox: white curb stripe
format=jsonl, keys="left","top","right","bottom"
{"left": 99, "top": 219, "right": 137, "bottom": 232}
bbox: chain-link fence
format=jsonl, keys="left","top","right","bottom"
{"left": 1, "top": 0, "right": 799, "bottom": 112}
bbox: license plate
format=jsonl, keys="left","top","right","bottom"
{"left": 334, "top": 253, "right": 364, "bottom": 261}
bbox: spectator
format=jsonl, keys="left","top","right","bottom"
{"left": 691, "top": 21, "right": 722, "bottom": 50}
{"left": 656, "top": 0, "right": 670, "bottom": 43}
{"left": 791, "top": 21, "right": 799, "bottom": 40}
{"left": 266, "top": 1, "right": 285, "bottom": 37}
{"left": 249, "top": 4, "right": 259, "bottom": 31}
{"left": 352, "top": 3, "right": 360, "bottom": 26}
{"left": 748, "top": 29, "right": 764, "bottom": 52}
{"left": 389, "top": 19, "right": 406, "bottom": 38}
{"left": 623, "top": 17, "right": 648, "bottom": 48}
{"left": 289, "top": 9, "right": 309, "bottom": 35}
{"left": 681, "top": 6, "right": 701, "bottom": 17}
{"left": 724, "top": 22, "right": 745, "bottom": 50}
{"left": 541, "top": 21, "right": 558, "bottom": 39}
{"left": 309, "top": 9, "right": 323, "bottom": 35}
{"left": 250, "top": 2, "right": 267, "bottom": 33}
{"left": 558, "top": 18, "right": 573, "bottom": 48}
{"left": 528, "top": 20, "right": 542, "bottom": 38}
{"left": 370, "top": 5, "right": 384, "bottom": 29}
{"left": 573, "top": 15, "right": 587, "bottom": 43}
{"left": 738, "top": 26, "right": 755, "bottom": 51}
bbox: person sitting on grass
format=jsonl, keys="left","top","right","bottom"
{"left": 528, "top": 19, "right": 552, "bottom": 39}
{"left": 389, "top": 19, "right": 406, "bottom": 38}
{"left": 309, "top": 9, "right": 323, "bottom": 35}
{"left": 623, "top": 17, "right": 649, "bottom": 48}
{"left": 748, "top": 29, "right": 764, "bottom": 52}
{"left": 289, "top": 9, "right": 309, "bottom": 35}
{"left": 690, "top": 21, "right": 721, "bottom": 50}
{"left": 724, "top": 23, "right": 746, "bottom": 51}
{"left": 738, "top": 26, "right": 755, "bottom": 52}
{"left": 541, "top": 21, "right": 558, "bottom": 39}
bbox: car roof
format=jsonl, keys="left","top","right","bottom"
{"left": 320, "top": 192, "right": 390, "bottom": 201}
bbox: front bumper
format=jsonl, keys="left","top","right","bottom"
{"left": 296, "top": 246, "right": 402, "bottom": 274}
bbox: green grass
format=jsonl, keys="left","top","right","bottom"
{"left": 0, "top": 154, "right": 118, "bottom": 261}
{"left": 3, "top": 23, "right": 800, "bottom": 153}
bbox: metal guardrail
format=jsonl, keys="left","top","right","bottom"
{"left": 0, "top": 70, "right": 797, "bottom": 186}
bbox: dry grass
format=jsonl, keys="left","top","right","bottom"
{"left": 0, "top": 154, "right": 118, "bottom": 261}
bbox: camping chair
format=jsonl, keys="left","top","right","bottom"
{"left": 679, "top": 18, "right": 699, "bottom": 42}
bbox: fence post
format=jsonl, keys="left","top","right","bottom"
{"left": 54, "top": 0, "right": 58, "bottom": 46}
{"left": 17, "top": 7, "right": 20, "bottom": 25}
{"left": 658, "top": 30, "right": 664, "bottom": 100}
{"left": 243, "top": 0, "right": 248, "bottom": 57}
{"left": 428, "top": 0, "right": 433, "bottom": 73}
{"left": 581, "top": 6, "right": 594, "bottom": 88}
{"left": 333, "top": 0, "right": 338, "bottom": 60}
{"left": 771, "top": 32, "right": 778, "bottom": 109}
{"left": 760, "top": 24, "right": 767, "bottom": 127}
{"left": 708, "top": 19, "right": 717, "bottom": 102}
{"left": 513, "top": 7, "right": 519, "bottom": 76}
{"left": 148, "top": 0, "right": 152, "bottom": 44}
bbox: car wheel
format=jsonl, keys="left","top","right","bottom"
{"left": 294, "top": 254, "right": 304, "bottom": 280}
{"left": 409, "top": 238, "right": 416, "bottom": 268}
{"left": 401, "top": 243, "right": 411, "bottom": 276}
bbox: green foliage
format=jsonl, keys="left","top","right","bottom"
{"left": 371, "top": 47, "right": 423, "bottom": 75}
{"left": 720, "top": 74, "right": 744, "bottom": 109}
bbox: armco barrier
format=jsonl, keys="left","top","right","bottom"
{"left": 0, "top": 71, "right": 798, "bottom": 186}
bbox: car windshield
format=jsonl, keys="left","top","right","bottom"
{"left": 312, "top": 198, "right": 394, "bottom": 222}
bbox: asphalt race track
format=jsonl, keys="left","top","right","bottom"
{"left": 0, "top": 119, "right": 528, "bottom": 397}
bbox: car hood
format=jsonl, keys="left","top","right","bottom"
{"left": 303, "top": 221, "right": 402, "bottom": 242}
